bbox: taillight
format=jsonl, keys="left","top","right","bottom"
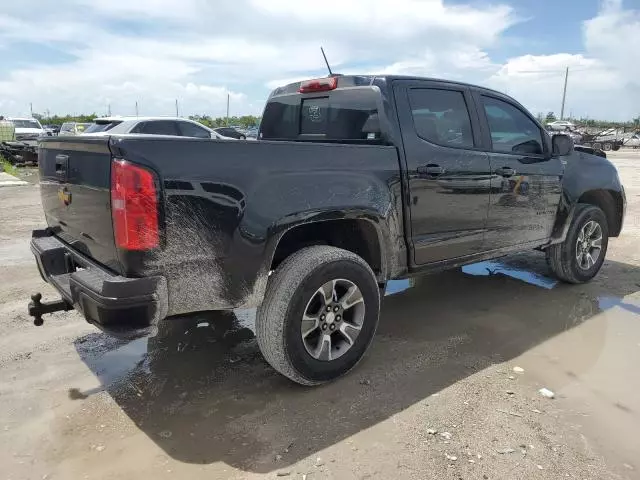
{"left": 111, "top": 159, "right": 159, "bottom": 250}
{"left": 299, "top": 77, "right": 338, "bottom": 93}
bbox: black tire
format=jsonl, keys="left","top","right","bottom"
{"left": 603, "top": 143, "right": 612, "bottom": 151}
{"left": 256, "top": 246, "right": 380, "bottom": 385}
{"left": 546, "top": 204, "right": 609, "bottom": 284}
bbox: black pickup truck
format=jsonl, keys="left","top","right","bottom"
{"left": 29, "top": 75, "right": 625, "bottom": 385}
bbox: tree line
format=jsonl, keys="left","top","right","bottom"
{"left": 536, "top": 111, "right": 640, "bottom": 130}
{"left": 30, "top": 111, "right": 640, "bottom": 132}
{"left": 32, "top": 113, "right": 262, "bottom": 129}
{"left": 188, "top": 115, "right": 261, "bottom": 128}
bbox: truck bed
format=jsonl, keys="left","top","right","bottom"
{"left": 38, "top": 135, "right": 403, "bottom": 315}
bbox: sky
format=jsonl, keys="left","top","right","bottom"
{"left": 0, "top": 0, "right": 638, "bottom": 121}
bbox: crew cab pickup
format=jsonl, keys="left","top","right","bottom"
{"left": 29, "top": 75, "right": 626, "bottom": 385}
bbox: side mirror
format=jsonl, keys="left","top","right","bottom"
{"left": 552, "top": 134, "right": 574, "bottom": 156}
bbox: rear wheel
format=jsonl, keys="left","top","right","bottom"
{"left": 546, "top": 204, "right": 609, "bottom": 283}
{"left": 256, "top": 246, "right": 380, "bottom": 385}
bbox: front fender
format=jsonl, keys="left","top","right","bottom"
{"left": 549, "top": 150, "right": 624, "bottom": 242}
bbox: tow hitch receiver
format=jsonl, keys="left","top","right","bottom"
{"left": 28, "top": 293, "right": 72, "bottom": 326}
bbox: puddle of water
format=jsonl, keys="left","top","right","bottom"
{"left": 234, "top": 309, "right": 256, "bottom": 331}
{"left": 385, "top": 279, "right": 415, "bottom": 296}
{"left": 462, "top": 260, "right": 557, "bottom": 289}
{"left": 92, "top": 337, "right": 148, "bottom": 386}
{"left": 599, "top": 296, "right": 640, "bottom": 315}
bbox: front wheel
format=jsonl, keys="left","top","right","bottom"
{"left": 546, "top": 204, "right": 609, "bottom": 283}
{"left": 256, "top": 246, "right": 380, "bottom": 385}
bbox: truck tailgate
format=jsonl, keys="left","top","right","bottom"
{"left": 38, "top": 137, "right": 121, "bottom": 273}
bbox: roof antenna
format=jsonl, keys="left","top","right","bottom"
{"left": 321, "top": 47, "right": 334, "bottom": 76}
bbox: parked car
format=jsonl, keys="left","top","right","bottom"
{"left": 43, "top": 125, "right": 60, "bottom": 136}
{"left": 546, "top": 120, "right": 576, "bottom": 131}
{"left": 29, "top": 74, "right": 625, "bottom": 386}
{"left": 8, "top": 117, "right": 46, "bottom": 145}
{"left": 245, "top": 127, "right": 259, "bottom": 139}
{"left": 213, "top": 127, "right": 247, "bottom": 140}
{"left": 82, "top": 116, "right": 234, "bottom": 139}
{"left": 59, "top": 122, "right": 91, "bottom": 136}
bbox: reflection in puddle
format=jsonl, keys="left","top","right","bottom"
{"left": 92, "top": 337, "right": 149, "bottom": 386}
{"left": 385, "top": 279, "right": 415, "bottom": 296}
{"left": 462, "top": 260, "right": 557, "bottom": 289}
{"left": 75, "top": 311, "right": 260, "bottom": 393}
{"left": 234, "top": 309, "right": 256, "bottom": 331}
{"left": 599, "top": 296, "right": 640, "bottom": 315}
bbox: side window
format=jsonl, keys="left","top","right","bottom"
{"left": 141, "top": 121, "right": 179, "bottom": 136}
{"left": 408, "top": 88, "right": 474, "bottom": 148}
{"left": 179, "top": 122, "right": 211, "bottom": 138}
{"left": 130, "top": 122, "right": 145, "bottom": 134}
{"left": 481, "top": 96, "right": 544, "bottom": 155}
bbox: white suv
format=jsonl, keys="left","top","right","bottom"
{"left": 8, "top": 118, "right": 46, "bottom": 145}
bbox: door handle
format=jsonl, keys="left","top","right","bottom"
{"left": 417, "top": 164, "right": 445, "bottom": 177}
{"left": 495, "top": 166, "right": 515, "bottom": 177}
{"left": 55, "top": 154, "right": 69, "bottom": 177}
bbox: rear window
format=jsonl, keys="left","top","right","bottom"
{"left": 260, "top": 87, "right": 382, "bottom": 143}
{"left": 84, "top": 120, "right": 123, "bottom": 133}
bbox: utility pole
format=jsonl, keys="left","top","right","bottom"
{"left": 30, "top": 103, "right": 33, "bottom": 117}
{"left": 135, "top": 101, "right": 139, "bottom": 117}
{"left": 560, "top": 66, "right": 569, "bottom": 120}
{"left": 107, "top": 104, "right": 111, "bottom": 116}
{"left": 226, "top": 93, "right": 230, "bottom": 126}
{"left": 175, "top": 99, "right": 179, "bottom": 117}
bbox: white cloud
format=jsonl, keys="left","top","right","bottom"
{"left": 0, "top": 0, "right": 637, "bottom": 121}
{"left": 484, "top": 0, "right": 640, "bottom": 119}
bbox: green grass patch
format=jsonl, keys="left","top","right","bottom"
{"left": 1, "top": 156, "right": 19, "bottom": 176}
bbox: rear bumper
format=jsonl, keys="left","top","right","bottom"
{"left": 30, "top": 229, "right": 168, "bottom": 338}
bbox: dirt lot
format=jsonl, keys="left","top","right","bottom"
{"left": 0, "top": 150, "right": 639, "bottom": 480}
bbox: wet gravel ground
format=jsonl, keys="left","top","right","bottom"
{"left": 0, "top": 150, "right": 639, "bottom": 480}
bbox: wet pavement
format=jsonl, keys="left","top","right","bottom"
{"left": 0, "top": 150, "right": 639, "bottom": 479}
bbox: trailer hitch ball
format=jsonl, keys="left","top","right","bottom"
{"left": 28, "top": 293, "right": 71, "bottom": 326}
{"left": 31, "top": 293, "right": 44, "bottom": 326}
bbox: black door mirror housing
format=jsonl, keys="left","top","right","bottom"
{"left": 552, "top": 133, "right": 574, "bottom": 156}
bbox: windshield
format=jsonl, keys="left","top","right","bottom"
{"left": 83, "top": 120, "right": 123, "bottom": 133}
{"left": 11, "top": 119, "right": 41, "bottom": 129}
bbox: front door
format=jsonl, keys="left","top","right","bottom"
{"left": 472, "top": 92, "right": 564, "bottom": 249}
{"left": 394, "top": 81, "right": 491, "bottom": 265}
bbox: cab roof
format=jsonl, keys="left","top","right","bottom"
{"left": 271, "top": 74, "right": 507, "bottom": 98}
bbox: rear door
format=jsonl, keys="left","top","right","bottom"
{"left": 393, "top": 80, "right": 491, "bottom": 265}
{"left": 472, "top": 91, "right": 563, "bottom": 249}
{"left": 39, "top": 137, "right": 121, "bottom": 272}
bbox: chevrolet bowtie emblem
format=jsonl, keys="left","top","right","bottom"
{"left": 58, "top": 187, "right": 72, "bottom": 206}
